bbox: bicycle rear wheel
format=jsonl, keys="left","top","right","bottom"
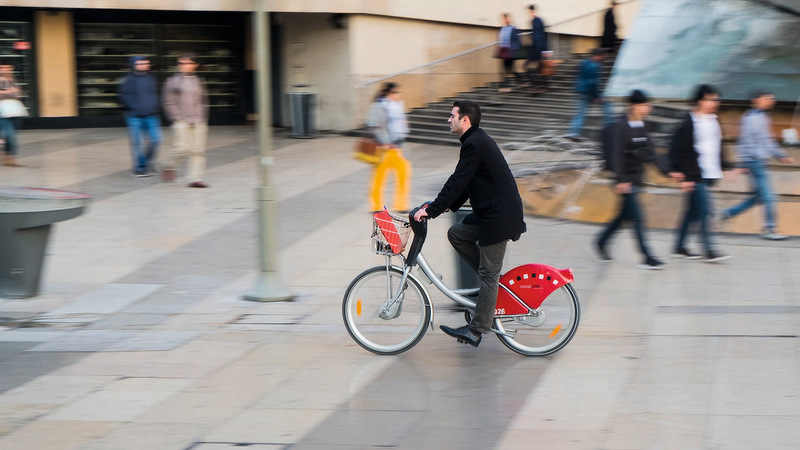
{"left": 343, "top": 266, "right": 431, "bottom": 355}
{"left": 495, "top": 284, "right": 580, "bottom": 356}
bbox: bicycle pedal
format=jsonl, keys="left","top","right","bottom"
{"left": 456, "top": 338, "right": 468, "bottom": 345}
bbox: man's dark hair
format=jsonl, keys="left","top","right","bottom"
{"left": 591, "top": 48, "right": 606, "bottom": 57}
{"left": 691, "top": 84, "right": 720, "bottom": 104}
{"left": 749, "top": 88, "right": 772, "bottom": 100}
{"left": 628, "top": 89, "right": 649, "bottom": 104}
{"left": 453, "top": 100, "right": 481, "bottom": 128}
{"left": 179, "top": 53, "right": 196, "bottom": 62}
{"left": 529, "top": 4, "right": 536, "bottom": 11}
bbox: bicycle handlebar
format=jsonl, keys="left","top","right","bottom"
{"left": 406, "top": 206, "right": 428, "bottom": 267}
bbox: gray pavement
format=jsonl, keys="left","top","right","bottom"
{"left": 0, "top": 126, "right": 799, "bottom": 449}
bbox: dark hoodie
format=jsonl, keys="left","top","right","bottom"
{"left": 118, "top": 56, "right": 160, "bottom": 116}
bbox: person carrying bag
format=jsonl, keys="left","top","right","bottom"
{"left": 0, "top": 60, "right": 26, "bottom": 167}
{"left": 361, "top": 82, "right": 411, "bottom": 213}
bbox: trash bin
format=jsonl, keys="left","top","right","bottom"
{"left": 0, "top": 186, "right": 90, "bottom": 298}
{"left": 288, "top": 85, "right": 315, "bottom": 138}
{"left": 453, "top": 206, "right": 480, "bottom": 289}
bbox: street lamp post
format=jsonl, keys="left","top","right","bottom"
{"left": 243, "top": 5, "right": 292, "bottom": 302}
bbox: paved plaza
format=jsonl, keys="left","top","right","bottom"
{"left": 0, "top": 126, "right": 798, "bottom": 449}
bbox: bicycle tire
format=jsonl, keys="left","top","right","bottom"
{"left": 342, "top": 266, "right": 432, "bottom": 355}
{"left": 495, "top": 284, "right": 580, "bottom": 356}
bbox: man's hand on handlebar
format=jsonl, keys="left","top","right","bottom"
{"left": 413, "top": 206, "right": 429, "bottom": 222}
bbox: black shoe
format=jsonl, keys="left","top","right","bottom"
{"left": 637, "top": 257, "right": 666, "bottom": 270}
{"left": 704, "top": 251, "right": 732, "bottom": 263}
{"left": 589, "top": 243, "right": 614, "bottom": 262}
{"left": 440, "top": 324, "right": 482, "bottom": 347}
{"left": 671, "top": 247, "right": 702, "bottom": 260}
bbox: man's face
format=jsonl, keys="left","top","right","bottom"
{"left": 135, "top": 60, "right": 151, "bottom": 72}
{"left": 448, "top": 106, "right": 467, "bottom": 135}
{"left": 178, "top": 58, "right": 198, "bottom": 74}
{"left": 697, "top": 94, "right": 720, "bottom": 114}
{"left": 754, "top": 94, "right": 775, "bottom": 111}
{"left": 632, "top": 102, "right": 652, "bottom": 118}
{"left": 0, "top": 64, "right": 13, "bottom": 75}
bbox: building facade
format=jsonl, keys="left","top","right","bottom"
{"left": 1, "top": 1, "right": 639, "bottom": 130}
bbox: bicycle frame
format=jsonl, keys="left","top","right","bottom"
{"left": 380, "top": 210, "right": 575, "bottom": 337}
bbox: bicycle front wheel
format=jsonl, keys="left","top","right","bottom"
{"left": 495, "top": 284, "right": 580, "bottom": 356}
{"left": 343, "top": 266, "right": 431, "bottom": 355}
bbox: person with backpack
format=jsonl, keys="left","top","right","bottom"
{"left": 592, "top": 90, "right": 674, "bottom": 269}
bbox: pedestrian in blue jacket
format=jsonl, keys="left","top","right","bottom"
{"left": 119, "top": 56, "right": 162, "bottom": 177}
{"left": 568, "top": 49, "right": 611, "bottom": 136}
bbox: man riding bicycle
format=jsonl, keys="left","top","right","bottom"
{"left": 414, "top": 99, "right": 526, "bottom": 347}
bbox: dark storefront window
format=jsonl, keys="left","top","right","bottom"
{"left": 74, "top": 16, "right": 244, "bottom": 124}
{"left": 0, "top": 21, "right": 35, "bottom": 116}
{"left": 76, "top": 23, "right": 157, "bottom": 115}
{"left": 162, "top": 24, "right": 240, "bottom": 114}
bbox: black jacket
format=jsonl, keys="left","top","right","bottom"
{"left": 427, "top": 127, "right": 526, "bottom": 246}
{"left": 669, "top": 113, "right": 732, "bottom": 183}
{"left": 609, "top": 118, "right": 670, "bottom": 186}
{"left": 601, "top": 8, "right": 617, "bottom": 48}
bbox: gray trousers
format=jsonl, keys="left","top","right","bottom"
{"left": 447, "top": 220, "right": 507, "bottom": 334}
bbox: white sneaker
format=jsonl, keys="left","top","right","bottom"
{"left": 761, "top": 231, "right": 788, "bottom": 241}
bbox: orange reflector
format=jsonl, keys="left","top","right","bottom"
{"left": 549, "top": 324, "right": 562, "bottom": 338}
{"left": 357, "top": 299, "right": 362, "bottom": 317}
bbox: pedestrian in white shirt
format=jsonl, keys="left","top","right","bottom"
{"left": 669, "top": 84, "right": 735, "bottom": 263}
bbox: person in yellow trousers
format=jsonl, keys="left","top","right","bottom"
{"left": 366, "top": 82, "right": 411, "bottom": 212}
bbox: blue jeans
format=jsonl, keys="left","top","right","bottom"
{"left": 675, "top": 180, "right": 716, "bottom": 254}
{"left": 569, "top": 93, "right": 612, "bottom": 136}
{"left": 722, "top": 160, "right": 776, "bottom": 231}
{"left": 597, "top": 187, "right": 653, "bottom": 260}
{"left": 125, "top": 113, "right": 162, "bottom": 172}
{"left": 0, "top": 117, "right": 22, "bottom": 156}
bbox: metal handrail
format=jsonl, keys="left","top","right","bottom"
{"left": 354, "top": 41, "right": 499, "bottom": 89}
{"left": 356, "top": 0, "right": 639, "bottom": 89}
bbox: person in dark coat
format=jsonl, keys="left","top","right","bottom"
{"left": 119, "top": 56, "right": 162, "bottom": 177}
{"left": 524, "top": 4, "right": 548, "bottom": 92}
{"left": 601, "top": 1, "right": 618, "bottom": 50}
{"left": 593, "top": 90, "right": 674, "bottom": 269}
{"left": 414, "top": 100, "right": 527, "bottom": 347}
{"left": 669, "top": 84, "right": 734, "bottom": 263}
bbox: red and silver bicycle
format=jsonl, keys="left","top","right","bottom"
{"left": 342, "top": 207, "right": 581, "bottom": 356}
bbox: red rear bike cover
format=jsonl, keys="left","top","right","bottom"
{"left": 498, "top": 264, "right": 574, "bottom": 310}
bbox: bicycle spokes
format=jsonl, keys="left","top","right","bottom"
{"left": 495, "top": 284, "right": 580, "bottom": 356}
{"left": 343, "top": 266, "right": 431, "bottom": 355}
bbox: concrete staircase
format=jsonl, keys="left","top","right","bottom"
{"left": 402, "top": 51, "right": 688, "bottom": 148}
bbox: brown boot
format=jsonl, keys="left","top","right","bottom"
{"left": 4, "top": 155, "right": 19, "bottom": 167}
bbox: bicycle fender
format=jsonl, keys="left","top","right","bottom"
{"left": 499, "top": 264, "right": 574, "bottom": 310}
